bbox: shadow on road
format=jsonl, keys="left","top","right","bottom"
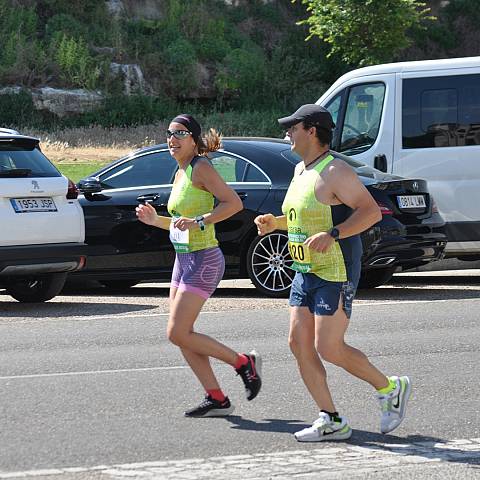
{"left": 224, "top": 415, "right": 307, "bottom": 433}
{"left": 350, "top": 430, "right": 480, "bottom": 467}
{"left": 61, "top": 284, "right": 480, "bottom": 302}
{"left": 392, "top": 275, "right": 480, "bottom": 286}
{"left": 62, "top": 282, "right": 278, "bottom": 299}
{"left": 357, "top": 274, "right": 480, "bottom": 301}
{"left": 356, "top": 287, "right": 480, "bottom": 301}
{"left": 224, "top": 419, "right": 480, "bottom": 466}
{"left": 0, "top": 299, "right": 157, "bottom": 318}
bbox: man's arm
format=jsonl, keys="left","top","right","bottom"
{"left": 304, "top": 161, "right": 381, "bottom": 252}
{"left": 254, "top": 214, "right": 287, "bottom": 235}
{"left": 329, "top": 162, "right": 382, "bottom": 238}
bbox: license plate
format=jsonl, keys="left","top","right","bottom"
{"left": 10, "top": 197, "right": 57, "bottom": 213}
{"left": 396, "top": 195, "right": 426, "bottom": 209}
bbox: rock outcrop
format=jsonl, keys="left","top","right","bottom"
{"left": 30, "top": 88, "right": 104, "bottom": 117}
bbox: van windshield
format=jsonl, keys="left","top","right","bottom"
{"left": 327, "top": 82, "right": 386, "bottom": 156}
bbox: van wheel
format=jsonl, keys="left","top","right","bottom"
{"left": 100, "top": 280, "right": 139, "bottom": 290}
{"left": 246, "top": 232, "right": 294, "bottom": 297}
{"left": 357, "top": 267, "right": 396, "bottom": 289}
{"left": 6, "top": 273, "right": 67, "bottom": 302}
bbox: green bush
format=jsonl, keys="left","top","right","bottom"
{"left": 78, "top": 95, "right": 177, "bottom": 128}
{"left": 215, "top": 46, "right": 267, "bottom": 106}
{"left": 163, "top": 38, "right": 198, "bottom": 93}
{"left": 45, "top": 14, "right": 87, "bottom": 41}
{"left": 55, "top": 34, "right": 101, "bottom": 89}
{"left": 0, "top": 91, "right": 57, "bottom": 129}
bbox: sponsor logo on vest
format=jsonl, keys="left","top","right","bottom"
{"left": 288, "top": 208, "right": 297, "bottom": 222}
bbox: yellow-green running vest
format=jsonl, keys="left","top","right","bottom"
{"left": 167, "top": 156, "right": 218, "bottom": 253}
{"left": 282, "top": 154, "right": 349, "bottom": 282}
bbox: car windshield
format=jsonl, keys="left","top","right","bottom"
{"left": 0, "top": 143, "right": 61, "bottom": 177}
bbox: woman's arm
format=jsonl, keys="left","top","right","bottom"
{"left": 193, "top": 159, "right": 243, "bottom": 224}
{"left": 135, "top": 202, "right": 171, "bottom": 230}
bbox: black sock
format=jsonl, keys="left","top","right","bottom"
{"left": 321, "top": 409, "right": 341, "bottom": 422}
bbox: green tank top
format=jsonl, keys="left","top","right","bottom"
{"left": 167, "top": 157, "right": 218, "bottom": 253}
{"left": 281, "top": 155, "right": 347, "bottom": 282}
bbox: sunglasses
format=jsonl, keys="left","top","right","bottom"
{"left": 166, "top": 129, "right": 192, "bottom": 140}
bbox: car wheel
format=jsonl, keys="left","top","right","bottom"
{"left": 5, "top": 273, "right": 67, "bottom": 303}
{"left": 357, "top": 267, "right": 396, "bottom": 289}
{"left": 246, "top": 232, "right": 294, "bottom": 297}
{"left": 100, "top": 280, "right": 139, "bottom": 290}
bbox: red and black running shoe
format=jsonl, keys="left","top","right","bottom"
{"left": 236, "top": 350, "right": 262, "bottom": 401}
{"left": 184, "top": 395, "right": 234, "bottom": 417}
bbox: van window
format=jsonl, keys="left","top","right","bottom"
{"left": 402, "top": 74, "right": 480, "bottom": 148}
{"left": 327, "top": 83, "right": 385, "bottom": 156}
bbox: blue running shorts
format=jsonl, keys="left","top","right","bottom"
{"left": 289, "top": 262, "right": 360, "bottom": 318}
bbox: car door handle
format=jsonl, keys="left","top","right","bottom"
{"left": 137, "top": 193, "right": 159, "bottom": 204}
{"left": 374, "top": 154, "right": 387, "bottom": 172}
{"left": 237, "top": 192, "right": 248, "bottom": 200}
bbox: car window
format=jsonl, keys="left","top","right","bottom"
{"left": 99, "top": 151, "right": 177, "bottom": 189}
{"left": 339, "top": 83, "right": 385, "bottom": 155}
{"left": 402, "top": 73, "right": 480, "bottom": 148}
{"left": 281, "top": 149, "right": 302, "bottom": 166}
{"left": 0, "top": 144, "right": 61, "bottom": 177}
{"left": 210, "top": 153, "right": 268, "bottom": 182}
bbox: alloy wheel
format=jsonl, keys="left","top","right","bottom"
{"left": 247, "top": 232, "right": 294, "bottom": 296}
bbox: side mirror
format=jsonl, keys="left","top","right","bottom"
{"left": 77, "top": 177, "right": 102, "bottom": 194}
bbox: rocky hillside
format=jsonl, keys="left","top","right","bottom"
{"left": 0, "top": 0, "right": 479, "bottom": 126}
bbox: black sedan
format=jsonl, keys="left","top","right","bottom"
{"left": 73, "top": 138, "right": 447, "bottom": 296}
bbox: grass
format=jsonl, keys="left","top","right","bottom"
{"left": 55, "top": 163, "right": 108, "bottom": 182}
{"left": 31, "top": 119, "right": 285, "bottom": 182}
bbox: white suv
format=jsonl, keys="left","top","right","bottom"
{"left": 0, "top": 128, "right": 86, "bottom": 302}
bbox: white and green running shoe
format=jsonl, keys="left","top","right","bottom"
{"left": 294, "top": 412, "right": 352, "bottom": 442}
{"left": 378, "top": 375, "right": 412, "bottom": 434}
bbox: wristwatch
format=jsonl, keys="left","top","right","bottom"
{"left": 195, "top": 215, "right": 206, "bottom": 231}
{"left": 328, "top": 227, "right": 340, "bottom": 241}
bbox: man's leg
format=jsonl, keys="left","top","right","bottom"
{"left": 289, "top": 306, "right": 336, "bottom": 412}
{"left": 314, "top": 296, "right": 389, "bottom": 390}
{"left": 289, "top": 305, "right": 353, "bottom": 442}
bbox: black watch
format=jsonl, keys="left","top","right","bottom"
{"left": 195, "top": 215, "right": 206, "bottom": 231}
{"left": 328, "top": 227, "right": 340, "bottom": 241}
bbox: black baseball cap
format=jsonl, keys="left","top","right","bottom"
{"left": 278, "top": 104, "right": 335, "bottom": 130}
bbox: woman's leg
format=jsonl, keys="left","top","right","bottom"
{"left": 168, "top": 289, "right": 239, "bottom": 390}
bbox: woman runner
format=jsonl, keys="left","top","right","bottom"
{"left": 136, "top": 114, "right": 262, "bottom": 417}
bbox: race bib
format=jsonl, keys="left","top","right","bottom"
{"left": 169, "top": 218, "right": 190, "bottom": 253}
{"left": 288, "top": 231, "right": 311, "bottom": 273}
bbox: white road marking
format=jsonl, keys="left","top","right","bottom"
{"left": 0, "top": 365, "right": 188, "bottom": 381}
{"left": 1, "top": 439, "right": 478, "bottom": 479}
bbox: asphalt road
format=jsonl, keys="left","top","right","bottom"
{"left": 0, "top": 273, "right": 479, "bottom": 479}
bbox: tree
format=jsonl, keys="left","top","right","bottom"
{"left": 295, "top": 0, "right": 435, "bottom": 66}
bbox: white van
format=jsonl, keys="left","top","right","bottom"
{"left": 317, "top": 56, "right": 480, "bottom": 260}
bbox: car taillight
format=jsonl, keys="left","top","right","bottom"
{"left": 376, "top": 200, "right": 393, "bottom": 215}
{"left": 67, "top": 178, "right": 79, "bottom": 199}
{"left": 431, "top": 196, "right": 439, "bottom": 214}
